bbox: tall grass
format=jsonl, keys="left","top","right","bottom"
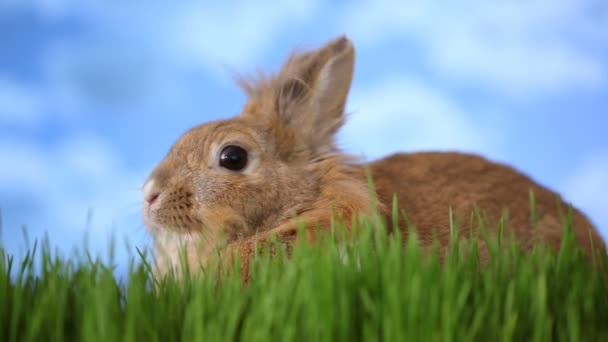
{"left": 1, "top": 205, "right": 607, "bottom": 342}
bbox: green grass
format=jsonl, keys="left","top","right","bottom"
{"left": 1, "top": 208, "right": 607, "bottom": 342}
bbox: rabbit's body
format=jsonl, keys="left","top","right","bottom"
{"left": 142, "top": 36, "right": 605, "bottom": 278}
{"left": 365, "top": 152, "right": 601, "bottom": 259}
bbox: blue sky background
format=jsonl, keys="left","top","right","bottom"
{"left": 1, "top": 0, "right": 607, "bottom": 272}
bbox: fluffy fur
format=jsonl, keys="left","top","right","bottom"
{"left": 142, "top": 36, "right": 605, "bottom": 280}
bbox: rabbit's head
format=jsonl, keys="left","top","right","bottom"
{"left": 142, "top": 36, "right": 370, "bottom": 264}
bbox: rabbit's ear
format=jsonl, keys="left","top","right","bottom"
{"left": 276, "top": 36, "right": 355, "bottom": 153}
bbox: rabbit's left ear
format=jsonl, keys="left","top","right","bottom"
{"left": 275, "top": 36, "right": 355, "bottom": 153}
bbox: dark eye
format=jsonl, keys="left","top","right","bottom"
{"left": 219, "top": 145, "right": 248, "bottom": 171}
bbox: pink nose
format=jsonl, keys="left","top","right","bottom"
{"left": 145, "top": 192, "right": 160, "bottom": 204}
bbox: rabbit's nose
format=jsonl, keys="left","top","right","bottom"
{"left": 143, "top": 179, "right": 161, "bottom": 205}
{"left": 145, "top": 192, "right": 160, "bottom": 205}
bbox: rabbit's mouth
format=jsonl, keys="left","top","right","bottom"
{"left": 142, "top": 203, "right": 166, "bottom": 233}
{"left": 143, "top": 205, "right": 205, "bottom": 234}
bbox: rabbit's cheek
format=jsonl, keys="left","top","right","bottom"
{"left": 196, "top": 204, "right": 248, "bottom": 240}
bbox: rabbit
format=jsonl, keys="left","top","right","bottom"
{"left": 142, "top": 35, "right": 606, "bottom": 280}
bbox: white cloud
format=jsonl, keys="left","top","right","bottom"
{"left": 0, "top": 141, "right": 51, "bottom": 192}
{"left": 0, "top": 134, "right": 148, "bottom": 256}
{"left": 342, "top": 0, "right": 607, "bottom": 95}
{"left": 27, "top": 1, "right": 320, "bottom": 79}
{"left": 0, "top": 77, "right": 44, "bottom": 127}
{"left": 0, "top": 0, "right": 103, "bottom": 20}
{"left": 561, "top": 153, "right": 608, "bottom": 241}
{"left": 339, "top": 77, "right": 499, "bottom": 160}
{"left": 164, "top": 1, "right": 320, "bottom": 74}
{"left": 16, "top": 1, "right": 322, "bottom": 118}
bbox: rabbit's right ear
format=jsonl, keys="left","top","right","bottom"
{"left": 239, "top": 36, "right": 356, "bottom": 156}
{"left": 274, "top": 36, "right": 356, "bottom": 154}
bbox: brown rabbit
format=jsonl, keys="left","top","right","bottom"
{"left": 142, "top": 36, "right": 605, "bottom": 279}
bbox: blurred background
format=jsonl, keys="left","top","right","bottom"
{"left": 1, "top": 1, "right": 607, "bottom": 274}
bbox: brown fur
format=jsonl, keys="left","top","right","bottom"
{"left": 142, "top": 36, "right": 605, "bottom": 280}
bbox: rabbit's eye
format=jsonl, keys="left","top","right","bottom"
{"left": 219, "top": 145, "right": 248, "bottom": 171}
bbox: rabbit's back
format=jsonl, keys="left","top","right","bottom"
{"left": 366, "top": 152, "right": 604, "bottom": 259}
